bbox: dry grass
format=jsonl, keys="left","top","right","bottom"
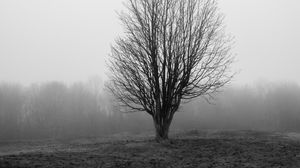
{"left": 0, "top": 130, "right": 300, "bottom": 168}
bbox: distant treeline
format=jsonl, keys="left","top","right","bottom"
{"left": 0, "top": 81, "right": 300, "bottom": 141}
{"left": 176, "top": 83, "right": 300, "bottom": 132}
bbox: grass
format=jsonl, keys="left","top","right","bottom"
{"left": 0, "top": 130, "right": 300, "bottom": 168}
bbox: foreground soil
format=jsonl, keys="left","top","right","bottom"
{"left": 0, "top": 130, "right": 300, "bottom": 168}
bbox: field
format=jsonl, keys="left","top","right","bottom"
{"left": 1, "top": 130, "right": 300, "bottom": 168}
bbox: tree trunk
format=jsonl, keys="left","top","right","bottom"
{"left": 153, "top": 118, "right": 171, "bottom": 142}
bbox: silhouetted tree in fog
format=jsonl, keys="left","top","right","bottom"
{"left": 108, "top": 0, "right": 234, "bottom": 141}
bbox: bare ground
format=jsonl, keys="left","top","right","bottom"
{"left": 0, "top": 130, "right": 300, "bottom": 168}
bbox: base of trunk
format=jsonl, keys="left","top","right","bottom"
{"left": 155, "top": 133, "right": 169, "bottom": 142}
{"left": 154, "top": 121, "right": 171, "bottom": 143}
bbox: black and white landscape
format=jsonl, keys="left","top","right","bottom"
{"left": 0, "top": 0, "right": 300, "bottom": 167}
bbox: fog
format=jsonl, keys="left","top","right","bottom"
{"left": 0, "top": 81, "right": 300, "bottom": 141}
{"left": 0, "top": 0, "right": 300, "bottom": 85}
{"left": 1, "top": 0, "right": 300, "bottom": 141}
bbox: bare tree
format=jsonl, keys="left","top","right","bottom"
{"left": 108, "top": 0, "right": 234, "bottom": 141}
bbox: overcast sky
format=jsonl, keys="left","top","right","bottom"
{"left": 0, "top": 0, "right": 299, "bottom": 86}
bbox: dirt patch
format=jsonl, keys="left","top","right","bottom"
{"left": 0, "top": 130, "right": 300, "bottom": 168}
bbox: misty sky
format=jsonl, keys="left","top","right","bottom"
{"left": 0, "top": 0, "right": 299, "bottom": 86}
